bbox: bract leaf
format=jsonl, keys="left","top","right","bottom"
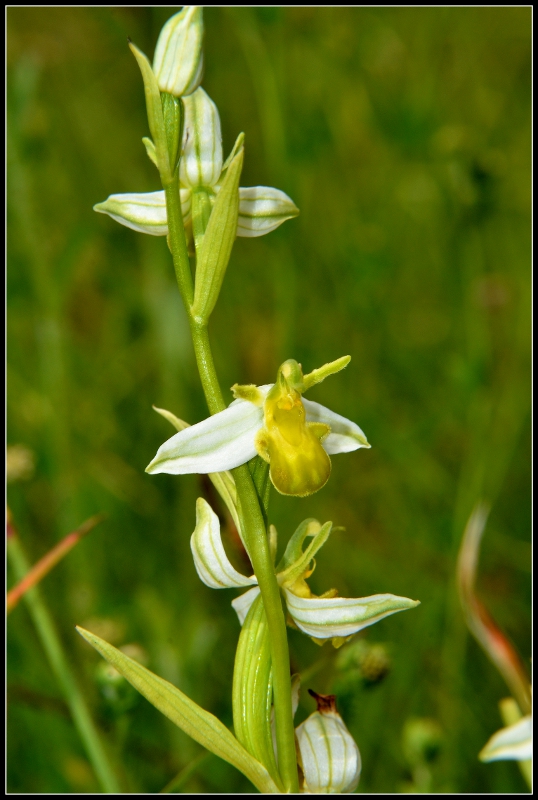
{"left": 76, "top": 627, "right": 279, "bottom": 794}
{"left": 146, "top": 398, "right": 263, "bottom": 475}
{"left": 237, "top": 186, "right": 299, "bottom": 238}
{"left": 129, "top": 42, "right": 170, "bottom": 177}
{"left": 191, "top": 498, "right": 256, "bottom": 589}
{"left": 232, "top": 594, "right": 282, "bottom": 787}
{"left": 142, "top": 136, "right": 158, "bottom": 167}
{"left": 303, "top": 398, "right": 371, "bottom": 453}
{"left": 191, "top": 148, "right": 244, "bottom": 323}
{"left": 284, "top": 591, "right": 420, "bottom": 638}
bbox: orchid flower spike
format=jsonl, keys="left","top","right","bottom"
{"left": 146, "top": 356, "right": 370, "bottom": 497}
{"left": 189, "top": 501, "right": 419, "bottom": 645}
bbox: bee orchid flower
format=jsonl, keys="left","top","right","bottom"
{"left": 146, "top": 356, "right": 370, "bottom": 497}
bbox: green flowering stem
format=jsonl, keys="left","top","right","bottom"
{"left": 161, "top": 159, "right": 299, "bottom": 794}
{"left": 162, "top": 173, "right": 194, "bottom": 307}
{"left": 7, "top": 531, "right": 120, "bottom": 794}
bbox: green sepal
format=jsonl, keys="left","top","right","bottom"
{"left": 191, "top": 148, "right": 244, "bottom": 323}
{"left": 278, "top": 521, "right": 333, "bottom": 587}
{"left": 76, "top": 626, "right": 280, "bottom": 794}
{"left": 129, "top": 42, "right": 171, "bottom": 179}
{"left": 161, "top": 92, "right": 184, "bottom": 175}
{"left": 232, "top": 596, "right": 283, "bottom": 790}
{"left": 276, "top": 518, "right": 321, "bottom": 573}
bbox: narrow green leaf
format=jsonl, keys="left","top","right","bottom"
{"left": 191, "top": 148, "right": 244, "bottom": 323}
{"left": 76, "top": 627, "right": 280, "bottom": 794}
{"left": 129, "top": 42, "right": 170, "bottom": 178}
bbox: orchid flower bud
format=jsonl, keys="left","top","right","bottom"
{"left": 296, "top": 691, "right": 361, "bottom": 794}
{"left": 153, "top": 6, "right": 204, "bottom": 97}
{"left": 180, "top": 88, "right": 223, "bottom": 190}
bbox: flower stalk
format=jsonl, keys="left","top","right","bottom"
{"left": 160, "top": 140, "right": 299, "bottom": 792}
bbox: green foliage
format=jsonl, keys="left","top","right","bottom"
{"left": 8, "top": 7, "right": 530, "bottom": 793}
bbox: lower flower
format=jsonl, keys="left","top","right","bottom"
{"left": 190, "top": 498, "right": 419, "bottom": 644}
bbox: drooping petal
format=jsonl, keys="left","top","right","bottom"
{"left": 190, "top": 498, "right": 256, "bottom": 589}
{"left": 237, "top": 186, "right": 299, "bottom": 238}
{"left": 479, "top": 716, "right": 532, "bottom": 762}
{"left": 302, "top": 398, "right": 370, "bottom": 454}
{"left": 146, "top": 399, "right": 263, "bottom": 475}
{"left": 180, "top": 88, "right": 222, "bottom": 189}
{"left": 93, "top": 190, "right": 191, "bottom": 236}
{"left": 296, "top": 706, "right": 361, "bottom": 793}
{"left": 152, "top": 405, "right": 244, "bottom": 544}
{"left": 284, "top": 591, "right": 419, "bottom": 639}
{"left": 232, "top": 586, "right": 261, "bottom": 626}
{"left": 153, "top": 6, "right": 204, "bottom": 97}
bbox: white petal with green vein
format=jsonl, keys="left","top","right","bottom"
{"left": 296, "top": 709, "right": 361, "bottom": 794}
{"left": 302, "top": 398, "right": 370, "bottom": 454}
{"left": 94, "top": 190, "right": 191, "bottom": 236}
{"left": 479, "top": 716, "right": 532, "bottom": 762}
{"left": 237, "top": 186, "right": 299, "bottom": 237}
{"left": 232, "top": 587, "right": 261, "bottom": 625}
{"left": 191, "top": 498, "right": 257, "bottom": 589}
{"left": 180, "top": 88, "right": 222, "bottom": 189}
{"left": 284, "top": 591, "right": 419, "bottom": 638}
{"left": 146, "top": 399, "right": 263, "bottom": 475}
{"left": 153, "top": 6, "right": 204, "bottom": 97}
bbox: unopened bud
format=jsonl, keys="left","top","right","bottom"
{"left": 153, "top": 6, "right": 204, "bottom": 97}
{"left": 295, "top": 691, "right": 361, "bottom": 793}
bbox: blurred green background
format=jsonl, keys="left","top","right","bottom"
{"left": 7, "top": 7, "right": 531, "bottom": 794}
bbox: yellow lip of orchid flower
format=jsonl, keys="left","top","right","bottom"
{"left": 146, "top": 356, "right": 370, "bottom": 497}
{"left": 253, "top": 359, "right": 332, "bottom": 497}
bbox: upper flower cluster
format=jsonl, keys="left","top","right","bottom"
{"left": 94, "top": 8, "right": 298, "bottom": 244}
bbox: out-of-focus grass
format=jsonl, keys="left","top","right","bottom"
{"left": 7, "top": 7, "right": 530, "bottom": 793}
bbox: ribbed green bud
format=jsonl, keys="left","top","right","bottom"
{"left": 161, "top": 92, "right": 184, "bottom": 175}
